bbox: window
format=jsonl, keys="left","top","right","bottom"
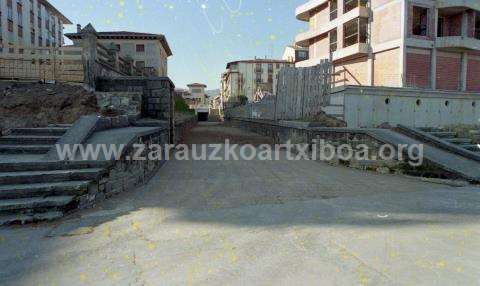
{"left": 412, "top": 6, "right": 428, "bottom": 36}
{"left": 255, "top": 63, "right": 262, "bottom": 73}
{"left": 31, "top": 30, "right": 35, "bottom": 44}
{"left": 7, "top": 0, "right": 13, "bottom": 20}
{"left": 19, "top": 48, "right": 24, "bottom": 54}
{"left": 37, "top": 16, "right": 41, "bottom": 29}
{"left": 18, "top": 25, "right": 23, "bottom": 38}
{"left": 268, "top": 74, "right": 273, "bottom": 83}
{"left": 135, "top": 61, "right": 145, "bottom": 69}
{"left": 116, "top": 44, "right": 121, "bottom": 51}
{"left": 17, "top": 2, "right": 22, "bottom": 26}
{"left": 298, "top": 51, "right": 308, "bottom": 59}
{"left": 136, "top": 44, "right": 145, "bottom": 52}
{"left": 344, "top": 0, "right": 367, "bottom": 14}
{"left": 476, "top": 12, "right": 480, "bottom": 39}
{"left": 268, "top": 63, "right": 273, "bottom": 73}
{"left": 343, "top": 18, "right": 368, "bottom": 47}
{"left": 8, "top": 20, "right": 13, "bottom": 32}
{"left": 330, "top": 29, "right": 338, "bottom": 52}
{"left": 38, "top": 36, "right": 42, "bottom": 46}
{"left": 437, "top": 17, "right": 445, "bottom": 37}
{"left": 255, "top": 71, "right": 262, "bottom": 83}
{"left": 330, "top": 0, "right": 338, "bottom": 21}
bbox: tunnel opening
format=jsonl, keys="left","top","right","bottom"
{"left": 197, "top": 112, "right": 209, "bottom": 122}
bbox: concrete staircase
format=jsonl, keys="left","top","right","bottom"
{"left": 0, "top": 161, "right": 108, "bottom": 226}
{"left": 420, "top": 128, "right": 480, "bottom": 153}
{"left": 0, "top": 125, "right": 111, "bottom": 226}
{"left": 0, "top": 125, "right": 70, "bottom": 155}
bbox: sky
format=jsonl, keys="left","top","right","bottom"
{"left": 50, "top": 0, "right": 308, "bottom": 90}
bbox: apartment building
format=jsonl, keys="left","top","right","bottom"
{"left": 295, "top": 0, "right": 480, "bottom": 92}
{"left": 66, "top": 27, "right": 172, "bottom": 77}
{"left": 283, "top": 45, "right": 310, "bottom": 63}
{"left": 0, "top": 0, "right": 72, "bottom": 54}
{"left": 183, "top": 83, "right": 208, "bottom": 109}
{"left": 221, "top": 59, "right": 294, "bottom": 103}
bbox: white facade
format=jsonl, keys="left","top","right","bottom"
{"left": 66, "top": 30, "right": 172, "bottom": 77}
{"left": 221, "top": 59, "right": 294, "bottom": 103}
{"left": 185, "top": 83, "right": 208, "bottom": 110}
{"left": 0, "top": 0, "right": 71, "bottom": 54}
{"left": 282, "top": 45, "right": 309, "bottom": 63}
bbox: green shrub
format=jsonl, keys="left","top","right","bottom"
{"left": 174, "top": 96, "right": 194, "bottom": 114}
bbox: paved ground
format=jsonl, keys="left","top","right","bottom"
{"left": 1, "top": 123, "right": 480, "bottom": 285}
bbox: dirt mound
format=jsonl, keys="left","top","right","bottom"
{"left": 0, "top": 81, "right": 99, "bottom": 130}
{"left": 309, "top": 111, "right": 347, "bottom": 127}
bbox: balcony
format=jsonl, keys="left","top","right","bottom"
{"left": 437, "top": 0, "right": 480, "bottom": 11}
{"left": 436, "top": 36, "right": 480, "bottom": 51}
{"left": 296, "top": 0, "right": 329, "bottom": 21}
{"left": 332, "top": 42, "right": 369, "bottom": 61}
{"left": 295, "top": 6, "right": 369, "bottom": 47}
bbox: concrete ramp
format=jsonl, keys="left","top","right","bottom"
{"left": 368, "top": 129, "right": 480, "bottom": 182}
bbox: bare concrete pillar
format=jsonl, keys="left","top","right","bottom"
{"left": 431, "top": 8, "right": 438, "bottom": 90}
{"left": 81, "top": 24, "right": 98, "bottom": 90}
{"left": 461, "top": 11, "right": 469, "bottom": 37}
{"left": 461, "top": 52, "right": 468, "bottom": 91}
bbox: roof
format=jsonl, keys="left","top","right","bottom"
{"left": 187, "top": 83, "right": 207, "bottom": 87}
{"left": 286, "top": 45, "right": 309, "bottom": 51}
{"left": 65, "top": 30, "right": 172, "bottom": 56}
{"left": 40, "top": 0, "right": 72, "bottom": 24}
{"left": 226, "top": 59, "right": 291, "bottom": 69}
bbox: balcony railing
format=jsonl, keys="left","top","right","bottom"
{"left": 344, "top": 0, "right": 368, "bottom": 14}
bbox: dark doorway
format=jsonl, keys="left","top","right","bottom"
{"left": 197, "top": 112, "right": 209, "bottom": 122}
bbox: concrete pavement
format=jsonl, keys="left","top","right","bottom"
{"left": 0, "top": 123, "right": 479, "bottom": 285}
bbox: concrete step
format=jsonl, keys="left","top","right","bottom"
{"left": 419, "top": 127, "right": 444, "bottom": 132}
{"left": 0, "top": 181, "right": 91, "bottom": 199}
{"left": 0, "top": 161, "right": 110, "bottom": 172}
{"left": 0, "top": 196, "right": 74, "bottom": 213}
{"left": 462, "top": 144, "right": 480, "bottom": 152}
{"left": 444, "top": 138, "right": 473, "bottom": 145}
{"left": 0, "top": 211, "right": 64, "bottom": 226}
{"left": 0, "top": 145, "right": 52, "bottom": 154}
{"left": 0, "top": 168, "right": 105, "bottom": 185}
{"left": 428, "top": 131, "right": 457, "bottom": 138}
{"left": 48, "top": 124, "right": 73, "bottom": 128}
{"left": 0, "top": 135, "right": 60, "bottom": 145}
{"left": 10, "top": 127, "right": 69, "bottom": 136}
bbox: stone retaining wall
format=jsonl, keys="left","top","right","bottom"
{"left": 77, "top": 115, "right": 195, "bottom": 209}
{"left": 231, "top": 118, "right": 458, "bottom": 179}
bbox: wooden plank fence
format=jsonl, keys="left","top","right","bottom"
{"left": 274, "top": 60, "right": 332, "bottom": 120}
{"left": 226, "top": 61, "right": 335, "bottom": 121}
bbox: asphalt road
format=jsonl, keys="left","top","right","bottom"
{"left": 1, "top": 123, "right": 479, "bottom": 285}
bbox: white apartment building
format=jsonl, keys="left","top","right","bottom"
{"left": 221, "top": 59, "right": 294, "bottom": 103}
{"left": 184, "top": 83, "right": 208, "bottom": 109}
{"left": 0, "top": 0, "right": 72, "bottom": 54}
{"left": 282, "top": 45, "right": 310, "bottom": 63}
{"left": 66, "top": 28, "right": 172, "bottom": 77}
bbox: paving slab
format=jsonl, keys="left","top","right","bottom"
{"left": 0, "top": 124, "right": 478, "bottom": 285}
